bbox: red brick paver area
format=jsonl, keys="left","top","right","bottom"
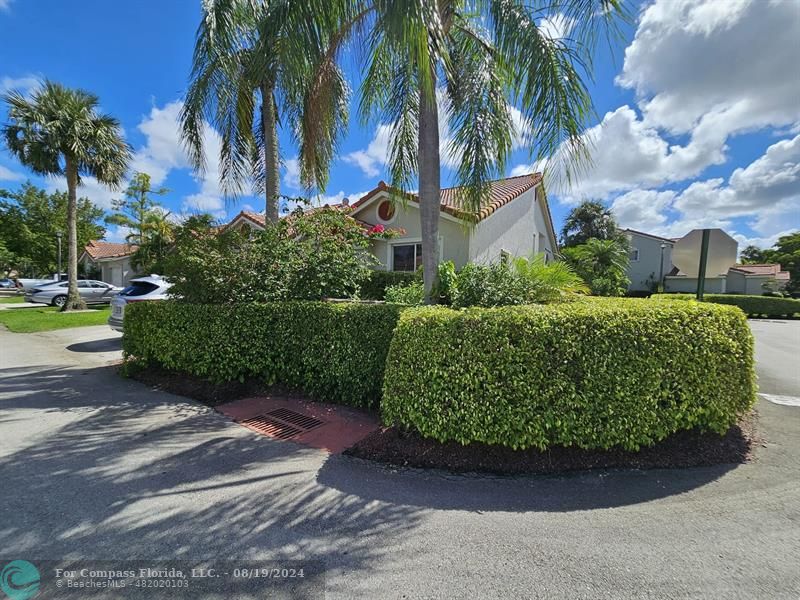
{"left": 216, "top": 396, "right": 380, "bottom": 454}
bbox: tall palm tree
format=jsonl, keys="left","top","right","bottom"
{"left": 328, "top": 0, "right": 624, "bottom": 302}
{"left": 2, "top": 81, "right": 131, "bottom": 311}
{"left": 560, "top": 200, "right": 622, "bottom": 247}
{"left": 181, "top": 0, "right": 349, "bottom": 223}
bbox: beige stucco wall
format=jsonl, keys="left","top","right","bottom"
{"left": 356, "top": 192, "right": 470, "bottom": 270}
{"left": 98, "top": 257, "right": 134, "bottom": 287}
{"left": 664, "top": 276, "right": 726, "bottom": 294}
{"left": 468, "top": 185, "right": 555, "bottom": 264}
{"left": 727, "top": 272, "right": 782, "bottom": 295}
{"left": 353, "top": 185, "right": 557, "bottom": 271}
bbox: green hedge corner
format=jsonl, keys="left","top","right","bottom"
{"left": 652, "top": 293, "right": 800, "bottom": 317}
{"left": 382, "top": 300, "right": 757, "bottom": 451}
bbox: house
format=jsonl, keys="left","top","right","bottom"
{"left": 624, "top": 229, "right": 675, "bottom": 292}
{"left": 726, "top": 263, "right": 790, "bottom": 295}
{"left": 624, "top": 227, "right": 790, "bottom": 294}
{"left": 79, "top": 240, "right": 137, "bottom": 287}
{"left": 227, "top": 173, "right": 559, "bottom": 271}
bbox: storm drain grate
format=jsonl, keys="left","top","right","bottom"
{"left": 266, "top": 408, "right": 325, "bottom": 431}
{"left": 240, "top": 415, "right": 302, "bottom": 440}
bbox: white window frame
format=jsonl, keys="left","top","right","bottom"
{"left": 390, "top": 241, "right": 423, "bottom": 272}
{"left": 630, "top": 248, "right": 640, "bottom": 262}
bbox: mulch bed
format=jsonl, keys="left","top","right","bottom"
{"left": 128, "top": 365, "right": 280, "bottom": 407}
{"left": 128, "top": 365, "right": 761, "bottom": 475}
{"left": 345, "top": 412, "right": 762, "bottom": 475}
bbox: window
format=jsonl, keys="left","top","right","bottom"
{"left": 120, "top": 281, "right": 159, "bottom": 297}
{"left": 377, "top": 199, "right": 396, "bottom": 223}
{"left": 630, "top": 248, "right": 640, "bottom": 262}
{"left": 392, "top": 243, "right": 422, "bottom": 271}
{"left": 77, "top": 280, "right": 90, "bottom": 288}
{"left": 500, "top": 249, "right": 510, "bottom": 265}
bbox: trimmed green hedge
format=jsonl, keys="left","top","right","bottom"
{"left": 382, "top": 300, "right": 756, "bottom": 451}
{"left": 652, "top": 293, "right": 800, "bottom": 317}
{"left": 123, "top": 301, "right": 404, "bottom": 407}
{"left": 360, "top": 270, "right": 419, "bottom": 300}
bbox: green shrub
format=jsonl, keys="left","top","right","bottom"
{"left": 359, "top": 270, "right": 420, "bottom": 300}
{"left": 165, "top": 208, "right": 381, "bottom": 303}
{"left": 382, "top": 300, "right": 756, "bottom": 451}
{"left": 124, "top": 300, "right": 404, "bottom": 407}
{"left": 652, "top": 293, "right": 800, "bottom": 317}
{"left": 384, "top": 281, "right": 424, "bottom": 305}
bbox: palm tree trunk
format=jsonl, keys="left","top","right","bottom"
{"left": 64, "top": 157, "right": 86, "bottom": 312}
{"left": 261, "top": 83, "right": 280, "bottom": 224}
{"left": 418, "top": 72, "right": 441, "bottom": 304}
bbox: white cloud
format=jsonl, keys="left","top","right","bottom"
{"left": 104, "top": 225, "right": 133, "bottom": 244}
{"left": 0, "top": 75, "right": 39, "bottom": 94}
{"left": 283, "top": 157, "right": 302, "bottom": 189}
{"left": 0, "top": 164, "right": 23, "bottom": 181}
{"left": 0, "top": 0, "right": 12, "bottom": 11}
{"left": 129, "top": 101, "right": 191, "bottom": 185}
{"left": 609, "top": 134, "right": 800, "bottom": 243}
{"left": 45, "top": 175, "right": 121, "bottom": 211}
{"left": 538, "top": 14, "right": 574, "bottom": 40}
{"left": 343, "top": 125, "right": 392, "bottom": 178}
{"left": 619, "top": 0, "right": 799, "bottom": 139}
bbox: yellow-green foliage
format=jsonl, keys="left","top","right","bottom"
{"left": 652, "top": 293, "right": 800, "bottom": 317}
{"left": 123, "top": 301, "right": 404, "bottom": 407}
{"left": 382, "top": 299, "right": 756, "bottom": 451}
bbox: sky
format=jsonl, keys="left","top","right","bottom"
{"left": 0, "top": 0, "right": 798, "bottom": 250}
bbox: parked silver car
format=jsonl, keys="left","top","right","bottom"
{"left": 108, "top": 275, "right": 172, "bottom": 332}
{"left": 25, "top": 280, "right": 122, "bottom": 307}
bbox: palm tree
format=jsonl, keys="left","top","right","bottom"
{"left": 562, "top": 238, "right": 631, "bottom": 296}
{"left": 511, "top": 254, "right": 589, "bottom": 302}
{"left": 337, "top": 0, "right": 625, "bottom": 303}
{"left": 2, "top": 81, "right": 131, "bottom": 310}
{"left": 181, "top": 0, "right": 349, "bottom": 223}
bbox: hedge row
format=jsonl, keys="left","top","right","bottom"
{"left": 382, "top": 300, "right": 756, "bottom": 451}
{"left": 359, "top": 270, "right": 419, "bottom": 300}
{"left": 123, "top": 301, "right": 404, "bottom": 407}
{"left": 652, "top": 293, "right": 800, "bottom": 317}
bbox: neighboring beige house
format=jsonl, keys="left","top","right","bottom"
{"left": 624, "top": 227, "right": 790, "bottom": 294}
{"left": 80, "top": 241, "right": 137, "bottom": 287}
{"left": 228, "top": 173, "right": 559, "bottom": 271}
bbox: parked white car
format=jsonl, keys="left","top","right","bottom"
{"left": 108, "top": 275, "right": 172, "bottom": 332}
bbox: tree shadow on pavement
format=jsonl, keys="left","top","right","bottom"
{"left": 66, "top": 337, "right": 122, "bottom": 353}
{"left": 316, "top": 450, "right": 741, "bottom": 513}
{"left": 0, "top": 363, "right": 424, "bottom": 594}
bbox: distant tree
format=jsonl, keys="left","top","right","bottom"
{"left": 561, "top": 201, "right": 623, "bottom": 247}
{"left": 106, "top": 172, "right": 169, "bottom": 245}
{"left": 769, "top": 232, "right": 800, "bottom": 293}
{"left": 562, "top": 238, "right": 630, "bottom": 296}
{"left": 0, "top": 183, "right": 106, "bottom": 276}
{"left": 131, "top": 210, "right": 176, "bottom": 275}
{"left": 2, "top": 81, "right": 131, "bottom": 310}
{"left": 740, "top": 245, "right": 768, "bottom": 264}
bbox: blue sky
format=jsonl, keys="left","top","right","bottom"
{"left": 1, "top": 0, "right": 798, "bottom": 249}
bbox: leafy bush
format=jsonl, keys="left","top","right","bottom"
{"left": 382, "top": 300, "right": 756, "bottom": 451}
{"left": 652, "top": 293, "right": 800, "bottom": 317}
{"left": 384, "top": 281, "right": 424, "bottom": 304}
{"left": 450, "top": 255, "right": 586, "bottom": 308}
{"left": 124, "top": 300, "right": 404, "bottom": 407}
{"left": 562, "top": 238, "right": 630, "bottom": 296}
{"left": 359, "top": 270, "right": 420, "bottom": 300}
{"left": 164, "top": 208, "right": 380, "bottom": 303}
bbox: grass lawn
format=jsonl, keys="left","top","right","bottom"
{"left": 0, "top": 305, "right": 111, "bottom": 333}
{"left": 0, "top": 296, "right": 24, "bottom": 304}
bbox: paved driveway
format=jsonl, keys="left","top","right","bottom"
{"left": 1, "top": 322, "right": 799, "bottom": 599}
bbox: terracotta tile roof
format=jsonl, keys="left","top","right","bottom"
{"left": 729, "top": 263, "right": 790, "bottom": 279}
{"left": 351, "top": 173, "right": 544, "bottom": 222}
{"left": 83, "top": 240, "right": 138, "bottom": 260}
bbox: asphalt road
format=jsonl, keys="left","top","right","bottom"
{"left": 1, "top": 321, "right": 798, "bottom": 599}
